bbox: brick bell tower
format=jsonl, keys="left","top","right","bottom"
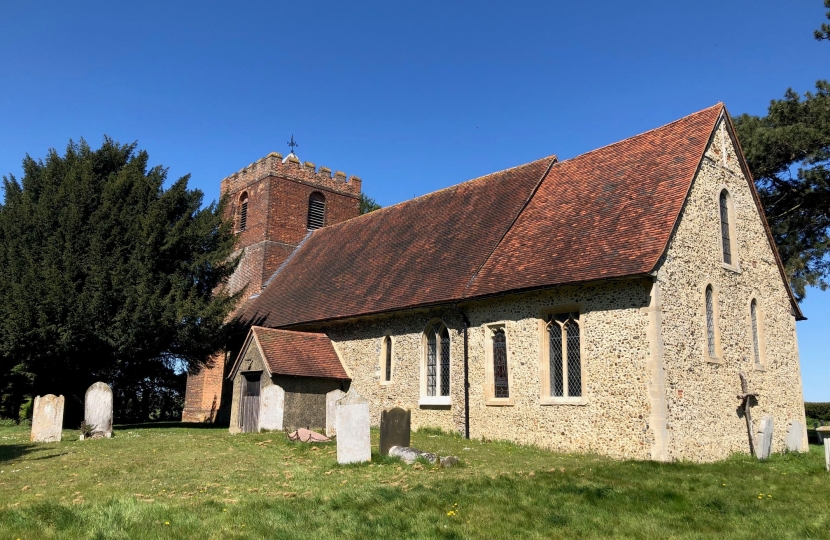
{"left": 182, "top": 150, "right": 362, "bottom": 423}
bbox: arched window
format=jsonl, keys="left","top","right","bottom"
{"left": 492, "top": 328, "right": 509, "bottom": 398}
{"left": 750, "top": 299, "right": 761, "bottom": 365}
{"left": 705, "top": 285, "right": 717, "bottom": 359}
{"left": 238, "top": 192, "right": 249, "bottom": 232}
{"left": 547, "top": 312, "right": 581, "bottom": 398}
{"left": 719, "top": 189, "right": 733, "bottom": 265}
{"left": 424, "top": 321, "right": 450, "bottom": 397}
{"left": 382, "top": 336, "right": 393, "bottom": 382}
{"left": 307, "top": 192, "right": 326, "bottom": 230}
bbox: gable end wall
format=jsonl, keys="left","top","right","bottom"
{"left": 656, "top": 118, "right": 807, "bottom": 461}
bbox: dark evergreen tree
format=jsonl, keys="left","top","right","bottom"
{"left": 732, "top": 3, "right": 830, "bottom": 301}
{"left": 359, "top": 192, "right": 381, "bottom": 214}
{"left": 0, "top": 138, "right": 238, "bottom": 422}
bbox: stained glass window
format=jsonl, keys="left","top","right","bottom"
{"left": 492, "top": 328, "right": 509, "bottom": 398}
{"left": 425, "top": 321, "right": 450, "bottom": 397}
{"left": 426, "top": 330, "right": 436, "bottom": 396}
{"left": 440, "top": 326, "right": 450, "bottom": 396}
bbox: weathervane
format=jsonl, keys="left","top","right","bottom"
{"left": 287, "top": 135, "right": 299, "bottom": 154}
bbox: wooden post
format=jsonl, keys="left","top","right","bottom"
{"left": 737, "top": 372, "right": 759, "bottom": 458}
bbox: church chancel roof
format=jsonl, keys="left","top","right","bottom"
{"left": 238, "top": 104, "right": 802, "bottom": 328}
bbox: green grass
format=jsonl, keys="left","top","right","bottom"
{"left": 1, "top": 423, "right": 828, "bottom": 539}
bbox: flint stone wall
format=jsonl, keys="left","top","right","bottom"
{"left": 321, "top": 119, "right": 806, "bottom": 463}
{"left": 656, "top": 119, "right": 807, "bottom": 461}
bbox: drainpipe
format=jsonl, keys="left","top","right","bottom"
{"left": 453, "top": 304, "right": 470, "bottom": 439}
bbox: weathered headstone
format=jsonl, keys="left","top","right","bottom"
{"left": 757, "top": 416, "right": 773, "bottom": 460}
{"left": 335, "top": 389, "right": 370, "bottom": 464}
{"left": 325, "top": 389, "right": 345, "bottom": 437}
{"left": 379, "top": 407, "right": 410, "bottom": 456}
{"left": 31, "top": 394, "right": 64, "bottom": 443}
{"left": 817, "top": 427, "right": 830, "bottom": 471}
{"left": 785, "top": 420, "right": 805, "bottom": 452}
{"left": 84, "top": 382, "right": 113, "bottom": 438}
{"left": 258, "top": 385, "right": 285, "bottom": 431}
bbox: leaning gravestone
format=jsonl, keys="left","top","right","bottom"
{"left": 31, "top": 394, "right": 64, "bottom": 443}
{"left": 259, "top": 385, "right": 285, "bottom": 431}
{"left": 325, "top": 389, "right": 345, "bottom": 437}
{"left": 379, "top": 407, "right": 410, "bottom": 456}
{"left": 84, "top": 382, "right": 113, "bottom": 438}
{"left": 757, "top": 416, "right": 773, "bottom": 460}
{"left": 785, "top": 420, "right": 805, "bottom": 452}
{"left": 335, "top": 389, "right": 370, "bottom": 464}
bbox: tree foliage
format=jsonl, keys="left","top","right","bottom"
{"left": 359, "top": 192, "right": 381, "bottom": 214}
{"left": 732, "top": 4, "right": 830, "bottom": 301}
{"left": 815, "top": 0, "right": 830, "bottom": 41}
{"left": 0, "top": 138, "right": 238, "bottom": 422}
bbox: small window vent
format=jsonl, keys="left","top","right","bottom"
{"left": 307, "top": 193, "right": 326, "bottom": 230}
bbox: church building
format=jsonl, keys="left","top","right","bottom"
{"left": 184, "top": 104, "right": 808, "bottom": 462}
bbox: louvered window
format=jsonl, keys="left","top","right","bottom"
{"left": 239, "top": 194, "right": 248, "bottom": 232}
{"left": 547, "top": 312, "right": 581, "bottom": 398}
{"left": 705, "top": 285, "right": 717, "bottom": 358}
{"left": 750, "top": 299, "right": 760, "bottom": 365}
{"left": 720, "top": 190, "right": 732, "bottom": 265}
{"left": 492, "top": 328, "right": 509, "bottom": 398}
{"left": 383, "top": 336, "right": 392, "bottom": 382}
{"left": 425, "top": 321, "right": 450, "bottom": 397}
{"left": 307, "top": 192, "right": 326, "bottom": 230}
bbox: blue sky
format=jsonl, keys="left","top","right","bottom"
{"left": 1, "top": 1, "right": 827, "bottom": 400}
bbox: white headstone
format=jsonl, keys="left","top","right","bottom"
{"left": 259, "top": 384, "right": 284, "bottom": 431}
{"left": 326, "top": 389, "right": 345, "bottom": 437}
{"left": 335, "top": 389, "right": 370, "bottom": 464}
{"left": 785, "top": 420, "right": 805, "bottom": 452}
{"left": 31, "top": 394, "right": 64, "bottom": 443}
{"left": 84, "top": 382, "right": 113, "bottom": 438}
{"left": 757, "top": 416, "right": 773, "bottom": 460}
{"left": 824, "top": 439, "right": 830, "bottom": 472}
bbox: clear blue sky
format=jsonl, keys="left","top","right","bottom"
{"left": 1, "top": 1, "right": 827, "bottom": 400}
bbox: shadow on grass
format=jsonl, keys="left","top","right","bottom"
{"left": 114, "top": 422, "right": 225, "bottom": 431}
{"left": 0, "top": 443, "right": 40, "bottom": 463}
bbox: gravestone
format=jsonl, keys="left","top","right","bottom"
{"left": 335, "top": 389, "right": 370, "bottom": 464}
{"left": 785, "top": 420, "right": 805, "bottom": 452}
{"left": 757, "top": 416, "right": 773, "bottom": 460}
{"left": 325, "top": 389, "right": 345, "bottom": 437}
{"left": 84, "top": 382, "right": 113, "bottom": 438}
{"left": 379, "top": 407, "right": 410, "bottom": 456}
{"left": 817, "top": 427, "right": 830, "bottom": 471}
{"left": 31, "top": 394, "right": 64, "bottom": 443}
{"left": 259, "top": 385, "right": 285, "bottom": 431}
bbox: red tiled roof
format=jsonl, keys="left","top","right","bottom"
{"left": 235, "top": 327, "right": 349, "bottom": 380}
{"left": 464, "top": 104, "right": 723, "bottom": 297}
{"left": 236, "top": 104, "right": 801, "bottom": 327}
{"left": 238, "top": 156, "right": 555, "bottom": 326}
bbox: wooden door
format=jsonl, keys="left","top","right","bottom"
{"left": 241, "top": 373, "right": 261, "bottom": 433}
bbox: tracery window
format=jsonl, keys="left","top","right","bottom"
{"left": 547, "top": 312, "right": 581, "bottom": 398}
{"left": 307, "top": 192, "right": 326, "bottom": 230}
{"left": 719, "top": 190, "right": 732, "bottom": 265}
{"left": 424, "top": 321, "right": 450, "bottom": 398}
{"left": 750, "top": 299, "right": 761, "bottom": 365}
{"left": 238, "top": 192, "right": 249, "bottom": 232}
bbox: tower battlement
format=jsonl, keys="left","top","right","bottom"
{"left": 220, "top": 152, "right": 361, "bottom": 198}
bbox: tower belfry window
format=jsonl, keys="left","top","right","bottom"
{"left": 239, "top": 193, "right": 249, "bottom": 232}
{"left": 307, "top": 192, "right": 326, "bottom": 230}
{"left": 720, "top": 190, "right": 732, "bottom": 265}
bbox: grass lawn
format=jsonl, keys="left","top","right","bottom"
{"left": 0, "top": 423, "right": 828, "bottom": 539}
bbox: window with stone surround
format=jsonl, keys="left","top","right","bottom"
{"left": 307, "top": 192, "right": 326, "bottom": 230}
{"left": 748, "top": 297, "right": 766, "bottom": 368}
{"left": 703, "top": 284, "right": 722, "bottom": 362}
{"left": 483, "top": 323, "right": 513, "bottom": 405}
{"left": 717, "top": 188, "right": 739, "bottom": 270}
{"left": 238, "top": 192, "right": 249, "bottom": 232}
{"left": 539, "top": 308, "right": 585, "bottom": 405}
{"left": 421, "top": 320, "right": 450, "bottom": 405}
{"left": 380, "top": 335, "right": 393, "bottom": 384}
